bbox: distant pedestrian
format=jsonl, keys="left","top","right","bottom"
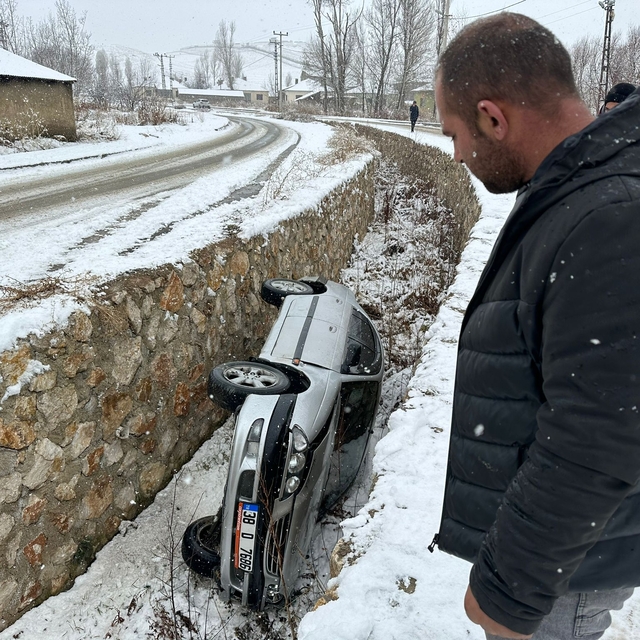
{"left": 599, "top": 82, "right": 637, "bottom": 114}
{"left": 409, "top": 100, "right": 419, "bottom": 132}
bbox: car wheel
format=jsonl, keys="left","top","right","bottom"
{"left": 260, "top": 278, "right": 315, "bottom": 307}
{"left": 182, "top": 514, "right": 222, "bottom": 578}
{"left": 208, "top": 361, "right": 290, "bottom": 412}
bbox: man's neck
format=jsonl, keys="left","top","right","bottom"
{"left": 513, "top": 99, "right": 595, "bottom": 182}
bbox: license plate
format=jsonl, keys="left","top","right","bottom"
{"left": 235, "top": 502, "right": 259, "bottom": 572}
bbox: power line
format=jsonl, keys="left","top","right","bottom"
{"left": 460, "top": 0, "right": 526, "bottom": 21}
{"left": 537, "top": 0, "right": 593, "bottom": 20}
{"left": 543, "top": 6, "right": 598, "bottom": 27}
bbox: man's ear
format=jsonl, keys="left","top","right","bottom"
{"left": 477, "top": 100, "right": 508, "bottom": 141}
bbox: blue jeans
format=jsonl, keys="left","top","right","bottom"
{"left": 486, "top": 587, "right": 634, "bottom": 639}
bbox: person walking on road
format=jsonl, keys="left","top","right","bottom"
{"left": 409, "top": 100, "right": 419, "bottom": 132}
{"left": 431, "top": 12, "right": 640, "bottom": 640}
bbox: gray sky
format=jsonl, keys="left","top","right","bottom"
{"left": 22, "top": 0, "right": 638, "bottom": 54}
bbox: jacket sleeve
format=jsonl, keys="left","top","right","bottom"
{"left": 470, "top": 200, "right": 640, "bottom": 635}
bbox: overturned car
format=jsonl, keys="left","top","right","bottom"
{"left": 182, "top": 277, "right": 384, "bottom": 609}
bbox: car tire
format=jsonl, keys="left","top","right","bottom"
{"left": 208, "top": 361, "right": 290, "bottom": 412}
{"left": 182, "top": 514, "right": 222, "bottom": 578}
{"left": 260, "top": 278, "right": 315, "bottom": 307}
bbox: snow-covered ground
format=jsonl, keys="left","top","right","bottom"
{"left": 1, "top": 117, "right": 638, "bottom": 639}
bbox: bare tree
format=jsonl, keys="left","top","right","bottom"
{"left": 0, "top": 0, "right": 23, "bottom": 53}
{"left": 570, "top": 27, "right": 640, "bottom": 115}
{"left": 351, "top": 19, "right": 370, "bottom": 114}
{"left": 395, "top": 0, "right": 435, "bottom": 109}
{"left": 215, "top": 20, "right": 243, "bottom": 90}
{"left": 307, "top": 0, "right": 331, "bottom": 111}
{"left": 570, "top": 35, "right": 603, "bottom": 113}
{"left": 610, "top": 25, "right": 640, "bottom": 86}
{"left": 324, "top": 0, "right": 362, "bottom": 113}
{"left": 92, "top": 48, "right": 109, "bottom": 106}
{"left": 24, "top": 0, "right": 94, "bottom": 93}
{"left": 192, "top": 51, "right": 212, "bottom": 88}
{"left": 365, "top": 0, "right": 401, "bottom": 114}
{"left": 109, "top": 52, "right": 122, "bottom": 91}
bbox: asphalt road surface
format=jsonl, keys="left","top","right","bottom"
{"left": 0, "top": 117, "right": 292, "bottom": 225}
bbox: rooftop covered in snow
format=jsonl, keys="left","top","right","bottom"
{"left": 0, "top": 48, "right": 75, "bottom": 82}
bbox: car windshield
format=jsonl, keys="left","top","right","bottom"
{"left": 342, "top": 310, "right": 381, "bottom": 374}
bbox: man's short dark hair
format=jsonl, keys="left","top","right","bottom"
{"left": 437, "top": 12, "right": 579, "bottom": 126}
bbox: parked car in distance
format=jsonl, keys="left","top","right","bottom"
{"left": 192, "top": 99, "right": 211, "bottom": 110}
{"left": 182, "top": 276, "right": 384, "bottom": 609}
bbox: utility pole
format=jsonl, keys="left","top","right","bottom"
{"left": 439, "top": 0, "right": 452, "bottom": 55}
{"left": 432, "top": 0, "right": 452, "bottom": 121}
{"left": 270, "top": 37, "right": 279, "bottom": 101}
{"left": 273, "top": 30, "right": 288, "bottom": 111}
{"left": 597, "top": 0, "right": 616, "bottom": 112}
{"left": 154, "top": 52, "right": 166, "bottom": 90}
{"left": 165, "top": 54, "right": 175, "bottom": 91}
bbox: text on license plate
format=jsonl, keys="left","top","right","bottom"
{"left": 235, "top": 502, "right": 258, "bottom": 572}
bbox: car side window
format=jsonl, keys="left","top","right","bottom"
{"left": 335, "top": 381, "right": 379, "bottom": 450}
{"left": 341, "top": 310, "right": 381, "bottom": 374}
{"left": 321, "top": 380, "right": 379, "bottom": 511}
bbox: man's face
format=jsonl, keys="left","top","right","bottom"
{"left": 435, "top": 79, "right": 527, "bottom": 194}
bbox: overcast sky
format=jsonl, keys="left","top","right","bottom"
{"left": 22, "top": 0, "right": 638, "bottom": 54}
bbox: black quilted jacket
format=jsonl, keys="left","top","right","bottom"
{"left": 436, "top": 90, "right": 640, "bottom": 635}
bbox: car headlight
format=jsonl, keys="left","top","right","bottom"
{"left": 248, "top": 419, "right": 264, "bottom": 442}
{"left": 283, "top": 426, "right": 309, "bottom": 495}
{"left": 285, "top": 476, "right": 300, "bottom": 493}
{"left": 246, "top": 418, "right": 264, "bottom": 457}
{"left": 288, "top": 452, "right": 306, "bottom": 474}
{"left": 291, "top": 425, "right": 309, "bottom": 452}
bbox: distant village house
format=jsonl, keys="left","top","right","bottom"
{"left": 0, "top": 48, "right": 77, "bottom": 142}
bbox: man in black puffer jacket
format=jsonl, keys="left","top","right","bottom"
{"left": 432, "top": 12, "right": 640, "bottom": 640}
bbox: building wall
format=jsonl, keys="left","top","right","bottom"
{"left": 243, "top": 91, "right": 269, "bottom": 104}
{"left": 0, "top": 78, "right": 76, "bottom": 142}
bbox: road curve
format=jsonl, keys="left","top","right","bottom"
{"left": 0, "top": 117, "right": 292, "bottom": 224}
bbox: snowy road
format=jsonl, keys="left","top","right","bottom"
{"left": 0, "top": 117, "right": 292, "bottom": 223}
{"left": 0, "top": 115, "right": 300, "bottom": 284}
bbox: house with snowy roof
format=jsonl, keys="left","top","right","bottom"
{"left": 282, "top": 77, "right": 323, "bottom": 103}
{"left": 0, "top": 48, "right": 77, "bottom": 142}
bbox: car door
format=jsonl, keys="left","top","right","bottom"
{"left": 321, "top": 381, "right": 380, "bottom": 510}
{"left": 322, "top": 309, "right": 382, "bottom": 510}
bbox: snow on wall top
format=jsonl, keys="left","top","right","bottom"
{"left": 0, "top": 48, "right": 75, "bottom": 82}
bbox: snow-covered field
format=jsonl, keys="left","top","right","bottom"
{"left": 1, "top": 116, "right": 638, "bottom": 639}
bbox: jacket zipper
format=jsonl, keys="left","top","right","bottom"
{"left": 428, "top": 533, "right": 439, "bottom": 553}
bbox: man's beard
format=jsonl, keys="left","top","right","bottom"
{"left": 470, "top": 131, "right": 528, "bottom": 194}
